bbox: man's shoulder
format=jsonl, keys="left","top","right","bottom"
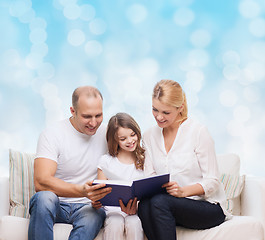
{"left": 94, "top": 123, "right": 107, "bottom": 137}
{"left": 40, "top": 119, "right": 69, "bottom": 136}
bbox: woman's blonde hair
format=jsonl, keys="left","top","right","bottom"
{"left": 106, "top": 113, "right": 145, "bottom": 170}
{"left": 153, "top": 79, "right": 188, "bottom": 122}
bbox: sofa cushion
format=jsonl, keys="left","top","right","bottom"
{"left": 220, "top": 173, "right": 245, "bottom": 214}
{"left": 1, "top": 215, "right": 263, "bottom": 240}
{"left": 216, "top": 154, "right": 245, "bottom": 215}
{"left": 9, "top": 149, "right": 35, "bottom": 218}
{"left": 176, "top": 216, "right": 264, "bottom": 240}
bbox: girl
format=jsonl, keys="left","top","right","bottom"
{"left": 138, "top": 80, "right": 228, "bottom": 240}
{"left": 96, "top": 112, "right": 145, "bottom": 240}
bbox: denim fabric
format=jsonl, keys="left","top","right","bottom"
{"left": 138, "top": 194, "right": 225, "bottom": 240}
{"left": 28, "top": 191, "right": 106, "bottom": 240}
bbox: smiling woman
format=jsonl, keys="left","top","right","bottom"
{"left": 138, "top": 79, "right": 228, "bottom": 240}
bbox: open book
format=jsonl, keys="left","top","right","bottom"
{"left": 93, "top": 173, "right": 170, "bottom": 206}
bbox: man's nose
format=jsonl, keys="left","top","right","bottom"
{"left": 89, "top": 118, "right": 97, "bottom": 127}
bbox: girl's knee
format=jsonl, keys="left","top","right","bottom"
{"left": 125, "top": 215, "right": 142, "bottom": 227}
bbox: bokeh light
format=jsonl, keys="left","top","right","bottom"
{"left": 1, "top": 0, "right": 265, "bottom": 178}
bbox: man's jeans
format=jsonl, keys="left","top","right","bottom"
{"left": 28, "top": 191, "right": 106, "bottom": 240}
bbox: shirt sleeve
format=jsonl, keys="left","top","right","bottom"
{"left": 195, "top": 126, "right": 221, "bottom": 198}
{"left": 35, "top": 129, "right": 59, "bottom": 162}
{"left": 143, "top": 137, "right": 157, "bottom": 177}
{"left": 97, "top": 155, "right": 108, "bottom": 170}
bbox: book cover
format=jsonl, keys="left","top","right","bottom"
{"left": 93, "top": 173, "right": 170, "bottom": 206}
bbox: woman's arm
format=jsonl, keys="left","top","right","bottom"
{"left": 195, "top": 126, "right": 220, "bottom": 198}
{"left": 143, "top": 140, "right": 157, "bottom": 176}
{"left": 163, "top": 182, "right": 204, "bottom": 198}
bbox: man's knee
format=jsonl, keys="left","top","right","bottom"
{"left": 74, "top": 205, "right": 106, "bottom": 228}
{"left": 29, "top": 191, "right": 59, "bottom": 214}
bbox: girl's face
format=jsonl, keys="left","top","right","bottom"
{"left": 152, "top": 98, "right": 182, "bottom": 129}
{"left": 117, "top": 127, "right": 138, "bottom": 152}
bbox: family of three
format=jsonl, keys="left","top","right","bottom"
{"left": 28, "top": 79, "right": 229, "bottom": 240}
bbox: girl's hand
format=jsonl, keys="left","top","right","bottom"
{"left": 92, "top": 201, "right": 103, "bottom": 209}
{"left": 163, "top": 181, "right": 186, "bottom": 198}
{"left": 119, "top": 197, "right": 138, "bottom": 215}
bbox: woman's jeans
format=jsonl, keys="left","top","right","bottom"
{"left": 138, "top": 194, "right": 226, "bottom": 240}
{"left": 28, "top": 191, "right": 106, "bottom": 240}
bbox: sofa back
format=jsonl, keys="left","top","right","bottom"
{"left": 217, "top": 153, "right": 240, "bottom": 175}
{"left": 8, "top": 149, "right": 244, "bottom": 219}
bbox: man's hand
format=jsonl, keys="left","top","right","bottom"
{"left": 82, "top": 181, "right": 112, "bottom": 202}
{"left": 119, "top": 197, "right": 137, "bottom": 215}
{"left": 91, "top": 201, "right": 103, "bottom": 210}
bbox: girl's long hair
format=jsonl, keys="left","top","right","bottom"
{"left": 106, "top": 113, "right": 145, "bottom": 170}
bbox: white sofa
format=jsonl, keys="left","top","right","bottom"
{"left": 0, "top": 150, "right": 265, "bottom": 240}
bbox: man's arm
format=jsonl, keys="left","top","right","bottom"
{"left": 34, "top": 157, "right": 111, "bottom": 201}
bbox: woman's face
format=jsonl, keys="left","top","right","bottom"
{"left": 117, "top": 127, "right": 138, "bottom": 152}
{"left": 152, "top": 98, "right": 181, "bottom": 129}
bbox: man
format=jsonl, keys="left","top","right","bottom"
{"left": 28, "top": 86, "right": 112, "bottom": 240}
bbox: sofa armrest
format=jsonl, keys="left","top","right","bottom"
{"left": 0, "top": 177, "right": 9, "bottom": 217}
{"left": 241, "top": 175, "right": 265, "bottom": 228}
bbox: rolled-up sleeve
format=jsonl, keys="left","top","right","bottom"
{"left": 195, "top": 126, "right": 220, "bottom": 198}
{"left": 142, "top": 137, "right": 157, "bottom": 177}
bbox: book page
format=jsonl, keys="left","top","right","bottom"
{"left": 93, "top": 179, "right": 132, "bottom": 187}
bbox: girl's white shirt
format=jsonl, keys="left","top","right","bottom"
{"left": 143, "top": 117, "right": 229, "bottom": 217}
{"left": 98, "top": 154, "right": 144, "bottom": 215}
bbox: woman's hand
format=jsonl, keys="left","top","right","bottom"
{"left": 163, "top": 182, "right": 205, "bottom": 198}
{"left": 119, "top": 197, "right": 138, "bottom": 215}
{"left": 91, "top": 200, "right": 103, "bottom": 210}
{"left": 163, "top": 181, "right": 186, "bottom": 198}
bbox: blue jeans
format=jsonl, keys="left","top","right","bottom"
{"left": 138, "top": 194, "right": 225, "bottom": 240}
{"left": 28, "top": 191, "right": 106, "bottom": 240}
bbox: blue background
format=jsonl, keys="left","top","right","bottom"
{"left": 1, "top": 0, "right": 265, "bottom": 177}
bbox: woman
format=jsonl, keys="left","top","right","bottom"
{"left": 138, "top": 80, "right": 229, "bottom": 240}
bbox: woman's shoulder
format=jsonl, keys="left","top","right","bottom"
{"left": 183, "top": 117, "right": 206, "bottom": 131}
{"left": 183, "top": 118, "right": 212, "bottom": 140}
{"left": 143, "top": 125, "right": 161, "bottom": 138}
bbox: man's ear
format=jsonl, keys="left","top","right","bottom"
{"left": 70, "top": 106, "right": 75, "bottom": 116}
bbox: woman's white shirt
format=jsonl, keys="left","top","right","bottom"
{"left": 143, "top": 118, "right": 228, "bottom": 215}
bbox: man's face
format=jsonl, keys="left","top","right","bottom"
{"left": 70, "top": 95, "right": 103, "bottom": 136}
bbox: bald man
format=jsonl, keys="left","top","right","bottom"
{"left": 28, "top": 86, "right": 111, "bottom": 240}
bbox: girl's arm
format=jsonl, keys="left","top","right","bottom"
{"left": 97, "top": 168, "right": 108, "bottom": 180}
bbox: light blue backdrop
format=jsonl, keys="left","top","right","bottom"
{"left": 1, "top": 0, "right": 265, "bottom": 177}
